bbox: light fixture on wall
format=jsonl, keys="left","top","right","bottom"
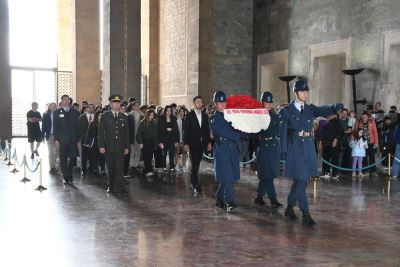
{"left": 278, "top": 75, "right": 297, "bottom": 103}
{"left": 342, "top": 68, "right": 364, "bottom": 113}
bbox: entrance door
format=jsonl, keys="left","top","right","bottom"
{"left": 11, "top": 68, "right": 56, "bottom": 137}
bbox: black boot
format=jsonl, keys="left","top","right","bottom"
{"left": 302, "top": 211, "right": 317, "bottom": 226}
{"left": 270, "top": 198, "right": 283, "bottom": 209}
{"left": 284, "top": 205, "right": 298, "bottom": 220}
{"left": 215, "top": 199, "right": 227, "bottom": 209}
{"left": 226, "top": 202, "right": 237, "bottom": 212}
{"left": 254, "top": 195, "right": 266, "bottom": 206}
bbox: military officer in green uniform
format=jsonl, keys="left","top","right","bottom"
{"left": 98, "top": 94, "right": 130, "bottom": 194}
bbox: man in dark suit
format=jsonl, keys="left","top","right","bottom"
{"left": 98, "top": 94, "right": 130, "bottom": 194}
{"left": 53, "top": 95, "right": 80, "bottom": 185}
{"left": 78, "top": 103, "right": 95, "bottom": 176}
{"left": 183, "top": 96, "right": 212, "bottom": 193}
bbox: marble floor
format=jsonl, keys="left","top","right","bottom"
{"left": 0, "top": 139, "right": 400, "bottom": 267}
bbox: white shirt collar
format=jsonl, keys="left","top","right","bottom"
{"left": 294, "top": 100, "right": 304, "bottom": 112}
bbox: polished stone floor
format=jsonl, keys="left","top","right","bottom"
{"left": 0, "top": 139, "right": 400, "bottom": 266}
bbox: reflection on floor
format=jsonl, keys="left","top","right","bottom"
{"left": 0, "top": 139, "right": 399, "bottom": 266}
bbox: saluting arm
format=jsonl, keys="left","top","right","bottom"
{"left": 311, "top": 103, "right": 343, "bottom": 118}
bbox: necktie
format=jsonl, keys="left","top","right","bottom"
{"left": 89, "top": 115, "right": 92, "bottom": 122}
{"left": 114, "top": 113, "right": 118, "bottom": 120}
{"left": 65, "top": 107, "right": 69, "bottom": 112}
{"left": 300, "top": 105, "right": 304, "bottom": 114}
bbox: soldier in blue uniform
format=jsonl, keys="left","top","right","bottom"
{"left": 280, "top": 81, "right": 343, "bottom": 226}
{"left": 210, "top": 91, "right": 242, "bottom": 212}
{"left": 254, "top": 92, "right": 283, "bottom": 209}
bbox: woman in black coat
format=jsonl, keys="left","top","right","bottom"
{"left": 136, "top": 109, "right": 158, "bottom": 176}
{"left": 157, "top": 105, "right": 180, "bottom": 171}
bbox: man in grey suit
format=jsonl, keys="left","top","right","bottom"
{"left": 53, "top": 95, "right": 80, "bottom": 185}
{"left": 98, "top": 95, "right": 130, "bottom": 194}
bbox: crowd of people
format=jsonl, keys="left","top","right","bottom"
{"left": 315, "top": 101, "right": 400, "bottom": 179}
{"left": 26, "top": 94, "right": 215, "bottom": 192}
{"left": 24, "top": 82, "right": 400, "bottom": 226}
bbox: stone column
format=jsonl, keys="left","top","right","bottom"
{"left": 141, "top": 0, "right": 159, "bottom": 105}
{"left": 73, "top": 0, "right": 101, "bottom": 104}
{"left": 213, "top": 0, "right": 253, "bottom": 96}
{"left": 187, "top": 0, "right": 213, "bottom": 105}
{"left": 103, "top": 0, "right": 141, "bottom": 105}
{"left": 0, "top": 0, "right": 12, "bottom": 139}
{"left": 57, "top": 0, "right": 73, "bottom": 72}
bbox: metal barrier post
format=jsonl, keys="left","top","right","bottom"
{"left": 10, "top": 148, "right": 19, "bottom": 173}
{"left": 6, "top": 146, "right": 14, "bottom": 166}
{"left": 3, "top": 140, "right": 8, "bottom": 161}
{"left": 35, "top": 159, "right": 47, "bottom": 192}
{"left": 20, "top": 155, "right": 30, "bottom": 183}
{"left": 387, "top": 153, "right": 392, "bottom": 180}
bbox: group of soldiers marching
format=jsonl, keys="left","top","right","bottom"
{"left": 211, "top": 80, "right": 343, "bottom": 227}
{"left": 95, "top": 80, "right": 343, "bottom": 227}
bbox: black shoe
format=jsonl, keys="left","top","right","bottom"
{"left": 215, "top": 199, "right": 227, "bottom": 209}
{"left": 254, "top": 195, "right": 266, "bottom": 206}
{"left": 81, "top": 171, "right": 87, "bottom": 177}
{"left": 270, "top": 198, "right": 283, "bottom": 209}
{"left": 302, "top": 212, "right": 317, "bottom": 227}
{"left": 107, "top": 187, "right": 113, "bottom": 193}
{"left": 226, "top": 202, "right": 237, "bottom": 212}
{"left": 31, "top": 153, "right": 34, "bottom": 159}
{"left": 63, "top": 179, "right": 70, "bottom": 185}
{"left": 191, "top": 184, "right": 202, "bottom": 193}
{"left": 284, "top": 205, "right": 298, "bottom": 220}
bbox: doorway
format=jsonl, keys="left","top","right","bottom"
{"left": 313, "top": 55, "right": 346, "bottom": 106}
{"left": 260, "top": 63, "right": 286, "bottom": 104}
{"left": 11, "top": 68, "right": 57, "bottom": 136}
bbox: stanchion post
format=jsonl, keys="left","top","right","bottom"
{"left": 4, "top": 140, "right": 9, "bottom": 161}
{"left": 35, "top": 159, "right": 47, "bottom": 192}
{"left": 10, "top": 148, "right": 19, "bottom": 173}
{"left": 20, "top": 154, "right": 30, "bottom": 183}
{"left": 387, "top": 153, "right": 392, "bottom": 180}
{"left": 6, "top": 145, "right": 14, "bottom": 166}
{"left": 313, "top": 180, "right": 317, "bottom": 199}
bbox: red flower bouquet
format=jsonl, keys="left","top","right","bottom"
{"left": 224, "top": 95, "right": 270, "bottom": 133}
{"left": 226, "top": 95, "right": 263, "bottom": 109}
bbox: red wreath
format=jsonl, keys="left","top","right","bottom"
{"left": 226, "top": 95, "right": 263, "bottom": 109}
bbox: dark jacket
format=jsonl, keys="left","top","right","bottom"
{"left": 41, "top": 111, "right": 53, "bottom": 140}
{"left": 53, "top": 107, "right": 80, "bottom": 144}
{"left": 78, "top": 113, "right": 92, "bottom": 142}
{"left": 127, "top": 114, "right": 135, "bottom": 145}
{"left": 381, "top": 124, "right": 396, "bottom": 152}
{"left": 157, "top": 115, "right": 179, "bottom": 145}
{"left": 85, "top": 118, "right": 99, "bottom": 149}
{"left": 395, "top": 126, "right": 400, "bottom": 145}
{"left": 136, "top": 120, "right": 158, "bottom": 149}
{"left": 321, "top": 117, "right": 343, "bottom": 146}
{"left": 209, "top": 111, "right": 241, "bottom": 182}
{"left": 98, "top": 111, "right": 130, "bottom": 154}
{"left": 183, "top": 110, "right": 211, "bottom": 150}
